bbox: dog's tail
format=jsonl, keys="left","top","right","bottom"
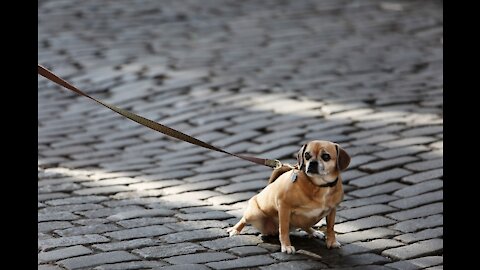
{"left": 268, "top": 164, "right": 295, "bottom": 184}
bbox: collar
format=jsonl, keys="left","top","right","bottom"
{"left": 317, "top": 177, "right": 339, "bottom": 188}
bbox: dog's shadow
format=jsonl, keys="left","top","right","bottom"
{"left": 256, "top": 229, "right": 343, "bottom": 262}
{"left": 259, "top": 231, "right": 388, "bottom": 269}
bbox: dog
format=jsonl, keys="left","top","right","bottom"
{"left": 227, "top": 140, "right": 351, "bottom": 254}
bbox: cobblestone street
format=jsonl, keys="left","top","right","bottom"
{"left": 38, "top": 0, "right": 443, "bottom": 269}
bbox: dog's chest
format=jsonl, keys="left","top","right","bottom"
{"left": 301, "top": 208, "right": 329, "bottom": 218}
{"left": 294, "top": 206, "right": 330, "bottom": 219}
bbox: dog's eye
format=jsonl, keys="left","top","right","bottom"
{"left": 321, "top": 153, "right": 331, "bottom": 161}
{"left": 304, "top": 152, "right": 312, "bottom": 160}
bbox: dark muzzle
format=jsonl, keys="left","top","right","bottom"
{"left": 307, "top": 161, "right": 319, "bottom": 174}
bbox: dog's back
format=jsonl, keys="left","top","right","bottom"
{"left": 268, "top": 165, "right": 294, "bottom": 184}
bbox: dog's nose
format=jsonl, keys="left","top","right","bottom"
{"left": 307, "top": 161, "right": 318, "bottom": 173}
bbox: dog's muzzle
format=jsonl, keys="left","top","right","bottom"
{"left": 307, "top": 161, "right": 319, "bottom": 174}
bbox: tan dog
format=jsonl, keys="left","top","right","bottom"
{"left": 227, "top": 140, "right": 351, "bottom": 254}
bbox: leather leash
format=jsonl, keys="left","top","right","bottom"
{"left": 38, "top": 64, "right": 282, "bottom": 169}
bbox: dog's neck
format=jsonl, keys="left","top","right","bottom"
{"left": 317, "top": 177, "right": 338, "bottom": 187}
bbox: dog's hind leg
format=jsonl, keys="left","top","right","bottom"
{"left": 228, "top": 196, "right": 268, "bottom": 236}
{"left": 228, "top": 196, "right": 259, "bottom": 236}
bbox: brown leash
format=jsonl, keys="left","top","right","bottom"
{"left": 38, "top": 64, "right": 282, "bottom": 169}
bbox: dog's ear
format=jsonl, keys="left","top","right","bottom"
{"left": 335, "top": 144, "right": 351, "bottom": 171}
{"left": 297, "top": 143, "right": 307, "bottom": 169}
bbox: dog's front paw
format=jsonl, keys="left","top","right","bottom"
{"left": 281, "top": 245, "right": 296, "bottom": 254}
{"left": 326, "top": 239, "right": 341, "bottom": 249}
{"left": 227, "top": 227, "right": 239, "bottom": 237}
{"left": 309, "top": 230, "right": 325, "bottom": 239}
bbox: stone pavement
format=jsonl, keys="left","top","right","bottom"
{"left": 38, "top": 0, "right": 443, "bottom": 269}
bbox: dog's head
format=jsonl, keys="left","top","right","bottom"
{"left": 297, "top": 140, "right": 351, "bottom": 185}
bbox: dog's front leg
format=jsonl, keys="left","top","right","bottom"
{"left": 278, "top": 203, "right": 295, "bottom": 254}
{"left": 325, "top": 208, "right": 341, "bottom": 249}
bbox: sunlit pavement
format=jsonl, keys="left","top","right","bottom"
{"left": 38, "top": 1, "right": 443, "bottom": 269}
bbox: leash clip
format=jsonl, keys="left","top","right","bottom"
{"left": 266, "top": 159, "right": 283, "bottom": 169}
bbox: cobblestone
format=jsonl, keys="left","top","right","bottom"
{"left": 384, "top": 256, "right": 443, "bottom": 270}
{"left": 164, "top": 252, "right": 236, "bottom": 265}
{"left": 401, "top": 169, "right": 443, "bottom": 183}
{"left": 337, "top": 228, "right": 398, "bottom": 243}
{"left": 373, "top": 145, "right": 430, "bottom": 159}
{"left": 341, "top": 170, "right": 368, "bottom": 182}
{"left": 38, "top": 212, "right": 80, "bottom": 222}
{"left": 160, "top": 228, "right": 228, "bottom": 244}
{"left": 269, "top": 251, "right": 320, "bottom": 261}
{"left": 38, "top": 0, "right": 443, "bottom": 268}
{"left": 73, "top": 185, "right": 137, "bottom": 195}
{"left": 378, "top": 137, "right": 438, "bottom": 148}
{"left": 228, "top": 246, "right": 269, "bottom": 256}
{"left": 57, "top": 251, "right": 138, "bottom": 269}
{"left": 133, "top": 242, "right": 206, "bottom": 259}
{"left": 346, "top": 155, "right": 378, "bottom": 169}
{"left": 349, "top": 182, "right": 408, "bottom": 198}
{"left": 93, "top": 261, "right": 166, "bottom": 270}
{"left": 206, "top": 255, "right": 276, "bottom": 269}
{"left": 335, "top": 216, "right": 397, "bottom": 233}
{"left": 151, "top": 265, "right": 210, "bottom": 270}
{"left": 45, "top": 195, "right": 109, "bottom": 206}
{"left": 81, "top": 177, "right": 142, "bottom": 187}
{"left": 404, "top": 158, "right": 443, "bottom": 172}
{"left": 200, "top": 235, "right": 263, "bottom": 250}
{"left": 106, "top": 209, "right": 176, "bottom": 221}
{"left": 216, "top": 180, "right": 266, "bottom": 194}
{"left": 127, "top": 180, "right": 184, "bottom": 191}
{"left": 72, "top": 218, "right": 110, "bottom": 226}
{"left": 38, "top": 245, "right": 93, "bottom": 263}
{"left": 161, "top": 180, "right": 229, "bottom": 195}
{"left": 38, "top": 234, "right": 110, "bottom": 251}
{"left": 92, "top": 238, "right": 158, "bottom": 252}
{"left": 392, "top": 179, "right": 443, "bottom": 197}
{"left": 104, "top": 225, "right": 173, "bottom": 240}
{"left": 388, "top": 190, "right": 443, "bottom": 209}
{"left": 164, "top": 220, "right": 230, "bottom": 231}
{"left": 382, "top": 239, "right": 443, "bottom": 260}
{"left": 341, "top": 195, "right": 398, "bottom": 208}
{"left": 77, "top": 205, "right": 145, "bottom": 218}
{"left": 39, "top": 193, "right": 70, "bottom": 201}
{"left": 359, "top": 156, "right": 418, "bottom": 172}
{"left": 175, "top": 210, "right": 234, "bottom": 221}
{"left": 337, "top": 204, "right": 396, "bottom": 220}
{"left": 39, "top": 203, "right": 104, "bottom": 214}
{"left": 392, "top": 214, "right": 443, "bottom": 233}
{"left": 386, "top": 203, "right": 443, "bottom": 221}
{"left": 394, "top": 227, "right": 443, "bottom": 244}
{"left": 116, "top": 217, "right": 177, "bottom": 228}
{"left": 340, "top": 239, "right": 404, "bottom": 256}
{"left": 54, "top": 223, "right": 121, "bottom": 236}
{"left": 38, "top": 265, "right": 64, "bottom": 270}
{"left": 349, "top": 168, "right": 412, "bottom": 187}
{"left": 207, "top": 192, "right": 257, "bottom": 205}
{"left": 39, "top": 221, "right": 73, "bottom": 233}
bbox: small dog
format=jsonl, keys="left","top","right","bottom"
{"left": 227, "top": 140, "right": 351, "bottom": 254}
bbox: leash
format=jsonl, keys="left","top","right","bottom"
{"left": 38, "top": 64, "right": 282, "bottom": 169}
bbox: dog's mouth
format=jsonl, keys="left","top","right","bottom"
{"left": 306, "top": 170, "right": 329, "bottom": 177}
